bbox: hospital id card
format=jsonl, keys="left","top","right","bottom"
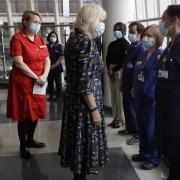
{"left": 138, "top": 73, "right": 144, "bottom": 82}
{"left": 158, "top": 70, "right": 169, "bottom": 79}
{"left": 33, "top": 82, "right": 47, "bottom": 95}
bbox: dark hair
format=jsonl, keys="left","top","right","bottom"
{"left": 129, "top": 22, "right": 145, "bottom": 33}
{"left": 114, "top": 22, "right": 126, "bottom": 36}
{"left": 165, "top": 5, "right": 180, "bottom": 19}
{"left": 47, "top": 31, "right": 59, "bottom": 42}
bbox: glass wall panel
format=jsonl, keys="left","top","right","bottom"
{"left": 146, "top": 0, "right": 158, "bottom": 18}
{"left": 0, "top": 22, "right": 14, "bottom": 79}
{"left": 11, "top": 0, "right": 28, "bottom": 13}
{"left": 70, "top": 0, "right": 80, "bottom": 14}
{"left": 135, "top": 0, "right": 174, "bottom": 20}
{"left": 34, "top": 0, "right": 54, "bottom": 13}
{"left": 135, "top": 0, "right": 146, "bottom": 20}
{"left": 41, "top": 23, "right": 55, "bottom": 39}
{"left": 13, "top": 22, "right": 21, "bottom": 33}
{"left": 58, "top": 0, "right": 63, "bottom": 14}
{"left": 83, "top": 0, "right": 100, "bottom": 3}
{"left": 159, "top": 0, "right": 171, "bottom": 16}
{"left": 0, "top": 0, "right": 7, "bottom": 13}
{"left": 176, "top": 0, "right": 180, "bottom": 3}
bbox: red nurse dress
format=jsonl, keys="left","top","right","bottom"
{"left": 7, "top": 31, "right": 49, "bottom": 121}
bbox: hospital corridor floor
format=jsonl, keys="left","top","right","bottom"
{"left": 0, "top": 88, "right": 168, "bottom": 180}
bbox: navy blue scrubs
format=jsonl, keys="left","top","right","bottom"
{"left": 134, "top": 48, "right": 162, "bottom": 165}
{"left": 156, "top": 34, "right": 180, "bottom": 175}
{"left": 47, "top": 42, "right": 64, "bottom": 97}
{"left": 122, "top": 41, "right": 145, "bottom": 136}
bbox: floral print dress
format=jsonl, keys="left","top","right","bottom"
{"left": 58, "top": 31, "right": 109, "bottom": 174}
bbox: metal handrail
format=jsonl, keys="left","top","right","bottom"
{"left": 0, "top": 12, "right": 75, "bottom": 17}
{"left": 0, "top": 23, "right": 74, "bottom": 29}
{"left": 129, "top": 17, "right": 161, "bottom": 23}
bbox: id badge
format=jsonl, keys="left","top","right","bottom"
{"left": 127, "top": 63, "right": 133, "bottom": 69}
{"left": 138, "top": 73, "right": 144, "bottom": 82}
{"left": 158, "top": 70, "right": 169, "bottom": 79}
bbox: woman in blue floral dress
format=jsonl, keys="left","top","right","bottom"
{"left": 58, "top": 4, "right": 109, "bottom": 180}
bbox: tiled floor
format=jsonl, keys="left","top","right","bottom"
{"left": 0, "top": 88, "right": 168, "bottom": 180}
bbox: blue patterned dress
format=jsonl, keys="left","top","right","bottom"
{"left": 58, "top": 31, "right": 109, "bottom": 174}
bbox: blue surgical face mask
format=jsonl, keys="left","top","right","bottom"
{"left": 114, "top": 31, "right": 122, "bottom": 39}
{"left": 159, "top": 21, "right": 168, "bottom": 37}
{"left": 29, "top": 22, "right": 41, "bottom": 34}
{"left": 95, "top": 22, "right": 105, "bottom": 37}
{"left": 142, "top": 36, "right": 155, "bottom": 48}
{"left": 128, "top": 33, "right": 138, "bottom": 43}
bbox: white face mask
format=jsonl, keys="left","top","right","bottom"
{"left": 95, "top": 22, "right": 105, "bottom": 37}
{"left": 128, "top": 33, "right": 138, "bottom": 43}
{"left": 50, "top": 36, "right": 57, "bottom": 43}
{"left": 142, "top": 36, "right": 155, "bottom": 48}
{"left": 114, "top": 31, "right": 123, "bottom": 39}
{"left": 159, "top": 21, "right": 169, "bottom": 37}
{"left": 29, "top": 22, "right": 41, "bottom": 34}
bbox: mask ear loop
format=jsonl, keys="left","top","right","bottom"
{"left": 174, "top": 16, "right": 180, "bottom": 25}
{"left": 164, "top": 17, "right": 177, "bottom": 39}
{"left": 165, "top": 16, "right": 176, "bottom": 27}
{"left": 136, "top": 34, "right": 141, "bottom": 41}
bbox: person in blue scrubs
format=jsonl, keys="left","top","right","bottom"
{"left": 157, "top": 5, "right": 180, "bottom": 180}
{"left": 120, "top": 22, "right": 145, "bottom": 146}
{"left": 132, "top": 25, "right": 164, "bottom": 170}
{"left": 47, "top": 31, "right": 64, "bottom": 100}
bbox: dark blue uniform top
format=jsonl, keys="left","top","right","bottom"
{"left": 133, "top": 48, "right": 163, "bottom": 165}
{"left": 134, "top": 48, "right": 162, "bottom": 100}
{"left": 156, "top": 34, "right": 180, "bottom": 163}
{"left": 122, "top": 41, "right": 146, "bottom": 92}
{"left": 158, "top": 34, "right": 180, "bottom": 82}
{"left": 47, "top": 42, "right": 64, "bottom": 74}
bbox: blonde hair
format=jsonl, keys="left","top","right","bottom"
{"left": 74, "top": 4, "right": 106, "bottom": 39}
{"left": 143, "top": 24, "right": 164, "bottom": 48}
{"left": 21, "top": 10, "right": 42, "bottom": 30}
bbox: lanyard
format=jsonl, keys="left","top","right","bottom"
{"left": 159, "top": 42, "right": 172, "bottom": 69}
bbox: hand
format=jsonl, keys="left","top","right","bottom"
{"left": 91, "top": 109, "right": 102, "bottom": 126}
{"left": 107, "top": 70, "right": 110, "bottom": 75}
{"left": 36, "top": 74, "right": 47, "bottom": 87}
{"left": 119, "top": 79, "right": 122, "bottom": 91}
{"left": 107, "top": 70, "right": 113, "bottom": 75}
{"left": 108, "top": 70, "right": 115, "bottom": 81}
{"left": 50, "top": 64, "right": 55, "bottom": 70}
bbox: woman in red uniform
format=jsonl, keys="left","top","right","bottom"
{"left": 7, "top": 10, "right": 50, "bottom": 159}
